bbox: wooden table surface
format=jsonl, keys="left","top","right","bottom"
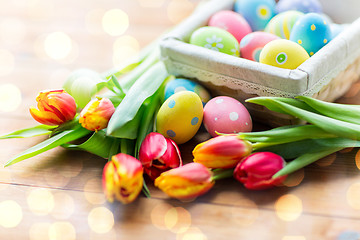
{"left": 1, "top": 1, "right": 360, "bottom": 239}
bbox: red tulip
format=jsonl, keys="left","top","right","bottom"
{"left": 139, "top": 132, "right": 182, "bottom": 180}
{"left": 79, "top": 97, "right": 115, "bottom": 131}
{"left": 193, "top": 135, "right": 252, "bottom": 169}
{"left": 154, "top": 162, "right": 214, "bottom": 200}
{"left": 234, "top": 152, "right": 287, "bottom": 190}
{"left": 29, "top": 89, "right": 76, "bottom": 126}
{"left": 102, "top": 153, "right": 143, "bottom": 204}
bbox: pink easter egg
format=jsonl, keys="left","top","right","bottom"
{"left": 240, "top": 31, "right": 280, "bottom": 61}
{"left": 208, "top": 10, "right": 252, "bottom": 43}
{"left": 203, "top": 96, "right": 252, "bottom": 137}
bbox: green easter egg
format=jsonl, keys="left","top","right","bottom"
{"left": 189, "top": 26, "right": 240, "bottom": 57}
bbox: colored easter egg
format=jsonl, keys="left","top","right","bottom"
{"left": 276, "top": 0, "right": 323, "bottom": 14}
{"left": 290, "top": 13, "right": 332, "bottom": 56}
{"left": 189, "top": 26, "right": 240, "bottom": 56}
{"left": 240, "top": 31, "right": 280, "bottom": 62}
{"left": 264, "top": 11, "right": 304, "bottom": 39}
{"left": 164, "top": 78, "right": 211, "bottom": 104}
{"left": 259, "top": 39, "right": 310, "bottom": 69}
{"left": 208, "top": 10, "right": 252, "bottom": 43}
{"left": 234, "top": 0, "right": 276, "bottom": 31}
{"left": 203, "top": 96, "right": 252, "bottom": 137}
{"left": 156, "top": 91, "right": 203, "bottom": 144}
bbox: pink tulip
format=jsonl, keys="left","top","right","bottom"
{"left": 102, "top": 153, "right": 143, "bottom": 204}
{"left": 193, "top": 135, "right": 252, "bottom": 169}
{"left": 139, "top": 132, "right": 182, "bottom": 180}
{"left": 79, "top": 97, "right": 115, "bottom": 131}
{"left": 234, "top": 152, "right": 287, "bottom": 190}
{"left": 155, "top": 162, "right": 214, "bottom": 200}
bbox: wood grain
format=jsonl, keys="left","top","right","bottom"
{"left": 1, "top": 0, "right": 360, "bottom": 239}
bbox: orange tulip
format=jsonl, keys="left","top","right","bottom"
{"left": 193, "top": 135, "right": 252, "bottom": 169}
{"left": 29, "top": 89, "right": 76, "bottom": 126}
{"left": 154, "top": 162, "right": 214, "bottom": 200}
{"left": 102, "top": 153, "right": 144, "bottom": 204}
{"left": 79, "top": 97, "right": 115, "bottom": 131}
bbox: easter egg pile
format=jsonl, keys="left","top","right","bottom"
{"left": 189, "top": 0, "right": 348, "bottom": 70}
{"left": 156, "top": 78, "right": 253, "bottom": 144}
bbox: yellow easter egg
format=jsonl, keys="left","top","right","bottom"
{"left": 156, "top": 91, "right": 203, "bottom": 144}
{"left": 259, "top": 39, "right": 310, "bottom": 69}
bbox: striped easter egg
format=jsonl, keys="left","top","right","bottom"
{"left": 264, "top": 10, "right": 304, "bottom": 39}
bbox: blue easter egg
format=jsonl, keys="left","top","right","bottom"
{"left": 234, "top": 0, "right": 276, "bottom": 31}
{"left": 164, "top": 78, "right": 211, "bottom": 105}
{"left": 276, "top": 0, "right": 323, "bottom": 14}
{"left": 290, "top": 13, "right": 332, "bottom": 56}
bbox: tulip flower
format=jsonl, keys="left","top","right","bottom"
{"left": 139, "top": 132, "right": 182, "bottom": 180}
{"left": 102, "top": 153, "right": 143, "bottom": 204}
{"left": 79, "top": 97, "right": 115, "bottom": 131}
{"left": 29, "top": 89, "right": 77, "bottom": 126}
{"left": 193, "top": 135, "right": 252, "bottom": 169}
{"left": 154, "top": 162, "right": 214, "bottom": 200}
{"left": 234, "top": 152, "right": 287, "bottom": 190}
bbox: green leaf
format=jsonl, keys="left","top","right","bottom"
{"left": 296, "top": 95, "right": 360, "bottom": 124}
{"left": 62, "top": 130, "right": 116, "bottom": 159}
{"left": 96, "top": 75, "right": 125, "bottom": 96}
{"left": 5, "top": 127, "right": 91, "bottom": 167}
{"left": 107, "top": 61, "right": 168, "bottom": 137}
{"left": 255, "top": 99, "right": 360, "bottom": 140}
{"left": 273, "top": 146, "right": 343, "bottom": 178}
{"left": 0, "top": 125, "right": 55, "bottom": 139}
{"left": 239, "top": 124, "right": 336, "bottom": 144}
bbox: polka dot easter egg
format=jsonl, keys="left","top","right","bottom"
{"left": 276, "top": 0, "right": 323, "bottom": 14}
{"left": 208, "top": 10, "right": 252, "bottom": 43}
{"left": 234, "top": 0, "right": 276, "bottom": 31}
{"left": 164, "top": 78, "right": 211, "bottom": 105}
{"left": 264, "top": 11, "right": 304, "bottom": 39}
{"left": 203, "top": 96, "right": 252, "bottom": 137}
{"left": 189, "top": 26, "right": 239, "bottom": 56}
{"left": 290, "top": 13, "right": 332, "bottom": 56}
{"left": 259, "top": 39, "right": 310, "bottom": 69}
{"left": 240, "top": 31, "right": 279, "bottom": 62}
{"left": 156, "top": 91, "right": 203, "bottom": 144}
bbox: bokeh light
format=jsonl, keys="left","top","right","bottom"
{"left": 0, "top": 200, "right": 23, "bottom": 228}
{"left": 275, "top": 194, "right": 303, "bottom": 221}
{"left": 26, "top": 0, "right": 54, "bottom": 20}
{"left": 44, "top": 32, "right": 73, "bottom": 60}
{"left": 0, "top": 83, "right": 22, "bottom": 113}
{"left": 113, "top": 35, "right": 140, "bottom": 67}
{"left": 88, "top": 207, "right": 114, "bottom": 234}
{"left": 176, "top": 227, "right": 208, "bottom": 240}
{"left": 346, "top": 182, "right": 360, "bottom": 210}
{"left": 48, "top": 222, "right": 76, "bottom": 240}
{"left": 355, "top": 150, "right": 360, "bottom": 170}
{"left": 27, "top": 188, "right": 55, "bottom": 215}
{"left": 164, "top": 207, "right": 191, "bottom": 233}
{"left": 102, "top": 9, "right": 129, "bottom": 36}
{"left": 29, "top": 222, "right": 51, "bottom": 240}
{"left": 0, "top": 18, "right": 26, "bottom": 46}
{"left": 282, "top": 169, "right": 304, "bottom": 187}
{"left": 138, "top": 0, "right": 165, "bottom": 8}
{"left": 84, "top": 178, "right": 106, "bottom": 205}
{"left": 0, "top": 49, "right": 15, "bottom": 76}
{"left": 51, "top": 192, "right": 75, "bottom": 220}
{"left": 151, "top": 202, "right": 174, "bottom": 230}
{"left": 316, "top": 153, "right": 336, "bottom": 167}
{"left": 167, "top": 0, "right": 195, "bottom": 24}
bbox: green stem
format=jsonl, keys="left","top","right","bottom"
{"left": 142, "top": 181, "right": 151, "bottom": 198}
{"left": 212, "top": 169, "right": 234, "bottom": 181}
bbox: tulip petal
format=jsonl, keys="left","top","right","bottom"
{"left": 29, "top": 106, "right": 64, "bottom": 126}
{"left": 139, "top": 132, "right": 167, "bottom": 166}
{"left": 159, "top": 139, "right": 182, "bottom": 168}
